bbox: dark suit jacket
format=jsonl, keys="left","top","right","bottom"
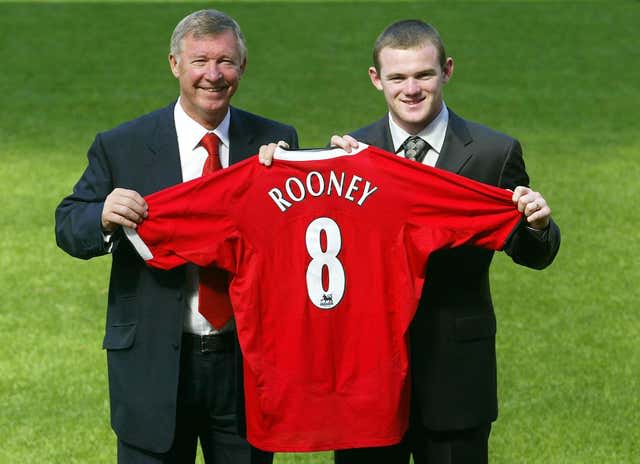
{"left": 350, "top": 110, "right": 560, "bottom": 431}
{"left": 55, "top": 103, "right": 298, "bottom": 452}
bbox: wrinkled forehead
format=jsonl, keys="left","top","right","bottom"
{"left": 178, "top": 30, "right": 244, "bottom": 58}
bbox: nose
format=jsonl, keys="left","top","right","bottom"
{"left": 403, "top": 78, "right": 420, "bottom": 95}
{"left": 204, "top": 62, "right": 223, "bottom": 81}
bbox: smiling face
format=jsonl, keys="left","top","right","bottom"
{"left": 369, "top": 42, "right": 453, "bottom": 135}
{"left": 169, "top": 30, "right": 246, "bottom": 129}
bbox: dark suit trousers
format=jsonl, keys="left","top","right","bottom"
{"left": 117, "top": 336, "right": 273, "bottom": 464}
{"left": 334, "top": 422, "right": 491, "bottom": 464}
{"left": 405, "top": 423, "right": 491, "bottom": 464}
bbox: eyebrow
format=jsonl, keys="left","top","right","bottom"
{"left": 385, "top": 68, "right": 437, "bottom": 79}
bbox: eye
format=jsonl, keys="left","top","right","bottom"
{"left": 417, "top": 72, "right": 436, "bottom": 80}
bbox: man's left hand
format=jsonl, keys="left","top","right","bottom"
{"left": 512, "top": 186, "right": 551, "bottom": 230}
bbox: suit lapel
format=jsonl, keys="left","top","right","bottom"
{"left": 436, "top": 110, "right": 473, "bottom": 174}
{"left": 228, "top": 107, "right": 257, "bottom": 166}
{"left": 143, "top": 105, "right": 254, "bottom": 192}
{"left": 361, "top": 116, "right": 395, "bottom": 153}
{"left": 145, "top": 104, "right": 182, "bottom": 194}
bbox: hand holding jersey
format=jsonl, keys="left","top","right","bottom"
{"left": 511, "top": 185, "right": 551, "bottom": 229}
{"left": 101, "top": 188, "right": 148, "bottom": 232}
{"left": 258, "top": 140, "right": 290, "bottom": 166}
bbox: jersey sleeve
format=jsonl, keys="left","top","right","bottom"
{"left": 405, "top": 160, "right": 522, "bottom": 254}
{"left": 124, "top": 169, "right": 242, "bottom": 273}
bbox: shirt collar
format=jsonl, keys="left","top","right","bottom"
{"left": 389, "top": 103, "right": 449, "bottom": 154}
{"left": 174, "top": 97, "right": 231, "bottom": 150}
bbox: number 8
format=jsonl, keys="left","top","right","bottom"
{"left": 305, "top": 217, "right": 345, "bottom": 309}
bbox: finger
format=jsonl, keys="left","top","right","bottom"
{"left": 258, "top": 143, "right": 277, "bottom": 166}
{"left": 127, "top": 190, "right": 147, "bottom": 209}
{"left": 344, "top": 135, "right": 359, "bottom": 148}
{"left": 330, "top": 135, "right": 343, "bottom": 147}
{"left": 523, "top": 196, "right": 547, "bottom": 217}
{"left": 111, "top": 189, "right": 148, "bottom": 213}
{"left": 117, "top": 216, "right": 142, "bottom": 229}
{"left": 117, "top": 196, "right": 148, "bottom": 218}
{"left": 517, "top": 189, "right": 550, "bottom": 219}
{"left": 258, "top": 144, "right": 268, "bottom": 165}
{"left": 111, "top": 203, "right": 146, "bottom": 224}
{"left": 102, "top": 210, "right": 143, "bottom": 230}
{"left": 330, "top": 135, "right": 353, "bottom": 152}
{"left": 523, "top": 200, "right": 539, "bottom": 217}
{"left": 526, "top": 206, "right": 551, "bottom": 228}
{"left": 276, "top": 140, "right": 289, "bottom": 149}
{"left": 511, "top": 186, "right": 531, "bottom": 204}
{"left": 517, "top": 193, "right": 540, "bottom": 214}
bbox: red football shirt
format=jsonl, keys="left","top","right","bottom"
{"left": 125, "top": 144, "right": 521, "bottom": 452}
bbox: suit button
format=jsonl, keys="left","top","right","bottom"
{"left": 176, "top": 292, "right": 183, "bottom": 301}
{"left": 172, "top": 343, "right": 179, "bottom": 350}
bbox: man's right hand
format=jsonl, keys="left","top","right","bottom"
{"left": 258, "top": 140, "right": 290, "bottom": 167}
{"left": 330, "top": 135, "right": 359, "bottom": 152}
{"left": 101, "top": 188, "right": 148, "bottom": 232}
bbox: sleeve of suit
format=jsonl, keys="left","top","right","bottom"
{"left": 55, "top": 134, "right": 114, "bottom": 260}
{"left": 499, "top": 139, "right": 561, "bottom": 269}
{"left": 288, "top": 127, "right": 300, "bottom": 150}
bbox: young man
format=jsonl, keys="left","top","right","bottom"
{"left": 328, "top": 20, "right": 561, "bottom": 464}
{"left": 55, "top": 9, "right": 297, "bottom": 464}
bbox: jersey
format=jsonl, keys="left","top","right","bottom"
{"left": 125, "top": 144, "right": 522, "bottom": 452}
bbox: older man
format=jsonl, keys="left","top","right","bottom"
{"left": 56, "top": 9, "right": 297, "bottom": 464}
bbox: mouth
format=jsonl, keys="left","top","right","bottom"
{"left": 401, "top": 97, "right": 425, "bottom": 107}
{"left": 199, "top": 85, "right": 229, "bottom": 93}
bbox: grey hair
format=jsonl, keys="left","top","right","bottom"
{"left": 170, "top": 9, "right": 247, "bottom": 62}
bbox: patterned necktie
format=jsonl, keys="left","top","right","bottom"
{"left": 402, "top": 136, "right": 431, "bottom": 163}
{"left": 197, "top": 132, "right": 233, "bottom": 330}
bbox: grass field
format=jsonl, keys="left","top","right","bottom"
{"left": 1, "top": 1, "right": 639, "bottom": 463}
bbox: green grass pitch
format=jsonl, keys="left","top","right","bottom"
{"left": 0, "top": 1, "right": 638, "bottom": 462}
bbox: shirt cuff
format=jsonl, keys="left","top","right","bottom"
{"left": 525, "top": 224, "right": 549, "bottom": 241}
{"left": 102, "top": 231, "right": 114, "bottom": 253}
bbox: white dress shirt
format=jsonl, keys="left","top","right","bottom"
{"left": 388, "top": 103, "right": 449, "bottom": 167}
{"left": 174, "top": 98, "right": 233, "bottom": 335}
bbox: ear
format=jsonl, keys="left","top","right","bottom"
{"left": 368, "top": 66, "right": 383, "bottom": 91}
{"left": 239, "top": 57, "right": 247, "bottom": 78}
{"left": 442, "top": 57, "right": 454, "bottom": 84}
{"left": 168, "top": 54, "right": 180, "bottom": 78}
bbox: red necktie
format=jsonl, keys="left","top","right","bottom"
{"left": 201, "top": 132, "right": 222, "bottom": 174}
{"left": 197, "top": 132, "right": 233, "bottom": 329}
